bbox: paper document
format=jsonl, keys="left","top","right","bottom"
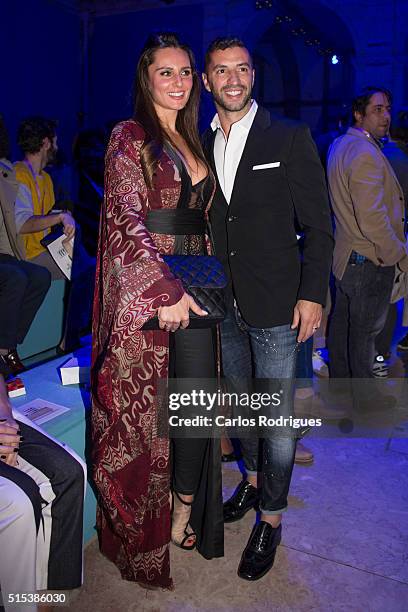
{"left": 46, "top": 235, "right": 74, "bottom": 280}
{"left": 15, "top": 398, "right": 70, "bottom": 425}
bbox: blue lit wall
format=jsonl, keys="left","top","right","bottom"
{"left": 2, "top": 0, "right": 407, "bottom": 159}
{"left": 1, "top": 0, "right": 81, "bottom": 161}
{"left": 87, "top": 5, "right": 205, "bottom": 130}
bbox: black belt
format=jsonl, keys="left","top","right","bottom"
{"left": 144, "top": 209, "right": 206, "bottom": 236}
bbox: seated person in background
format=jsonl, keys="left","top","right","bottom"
{"left": 0, "top": 363, "right": 86, "bottom": 612}
{"left": 0, "top": 115, "right": 51, "bottom": 375}
{"left": 15, "top": 117, "right": 95, "bottom": 353}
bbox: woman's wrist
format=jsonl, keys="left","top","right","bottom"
{"left": 0, "top": 404, "right": 13, "bottom": 420}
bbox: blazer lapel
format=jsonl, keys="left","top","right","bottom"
{"left": 229, "top": 107, "right": 271, "bottom": 211}
{"left": 348, "top": 128, "right": 404, "bottom": 201}
{"left": 204, "top": 128, "right": 229, "bottom": 208}
{"left": 382, "top": 152, "right": 405, "bottom": 201}
{"left": 203, "top": 128, "right": 216, "bottom": 173}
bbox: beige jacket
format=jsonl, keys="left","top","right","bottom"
{"left": 0, "top": 158, "right": 26, "bottom": 259}
{"left": 327, "top": 127, "right": 408, "bottom": 280}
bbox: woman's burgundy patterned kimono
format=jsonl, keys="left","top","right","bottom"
{"left": 91, "top": 120, "right": 222, "bottom": 589}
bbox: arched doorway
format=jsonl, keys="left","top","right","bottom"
{"left": 245, "top": 0, "right": 355, "bottom": 133}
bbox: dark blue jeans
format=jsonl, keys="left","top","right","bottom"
{"left": 296, "top": 336, "right": 313, "bottom": 388}
{"left": 0, "top": 255, "right": 51, "bottom": 348}
{"left": 220, "top": 304, "right": 298, "bottom": 514}
{"left": 328, "top": 259, "right": 395, "bottom": 380}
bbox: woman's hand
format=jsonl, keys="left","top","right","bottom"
{"left": 0, "top": 417, "right": 21, "bottom": 467}
{"left": 158, "top": 293, "right": 208, "bottom": 332}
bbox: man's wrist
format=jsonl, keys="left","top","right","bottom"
{"left": 296, "top": 298, "right": 323, "bottom": 306}
{"left": 50, "top": 212, "right": 64, "bottom": 225}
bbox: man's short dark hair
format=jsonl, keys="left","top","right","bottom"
{"left": 204, "top": 36, "right": 250, "bottom": 71}
{"left": 351, "top": 87, "right": 392, "bottom": 125}
{"left": 0, "top": 115, "right": 10, "bottom": 159}
{"left": 17, "top": 116, "right": 58, "bottom": 155}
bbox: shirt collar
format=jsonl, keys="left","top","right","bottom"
{"left": 347, "top": 126, "right": 384, "bottom": 149}
{"left": 211, "top": 99, "right": 258, "bottom": 133}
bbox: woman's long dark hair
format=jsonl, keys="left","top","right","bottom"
{"left": 133, "top": 32, "right": 207, "bottom": 188}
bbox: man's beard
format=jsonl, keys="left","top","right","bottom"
{"left": 212, "top": 87, "right": 252, "bottom": 113}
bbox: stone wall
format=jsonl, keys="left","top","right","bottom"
{"left": 201, "top": 0, "right": 408, "bottom": 128}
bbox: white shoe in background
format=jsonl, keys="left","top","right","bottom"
{"left": 372, "top": 354, "right": 389, "bottom": 378}
{"left": 312, "top": 349, "right": 329, "bottom": 377}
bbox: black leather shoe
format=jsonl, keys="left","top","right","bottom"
{"left": 1, "top": 350, "right": 25, "bottom": 375}
{"left": 238, "top": 521, "right": 282, "bottom": 581}
{"left": 223, "top": 480, "right": 258, "bottom": 523}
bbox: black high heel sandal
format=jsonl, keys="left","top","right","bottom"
{"left": 171, "top": 491, "right": 196, "bottom": 550}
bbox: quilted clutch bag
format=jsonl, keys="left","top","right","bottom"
{"left": 142, "top": 255, "right": 227, "bottom": 330}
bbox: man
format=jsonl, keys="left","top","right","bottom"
{"left": 15, "top": 117, "right": 95, "bottom": 353}
{"left": 0, "top": 359, "right": 85, "bottom": 611}
{"left": 202, "top": 38, "right": 333, "bottom": 580}
{"left": 14, "top": 117, "right": 75, "bottom": 263}
{"left": 0, "top": 115, "right": 51, "bottom": 375}
{"left": 327, "top": 88, "right": 408, "bottom": 399}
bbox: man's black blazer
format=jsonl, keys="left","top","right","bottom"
{"left": 203, "top": 105, "right": 334, "bottom": 328}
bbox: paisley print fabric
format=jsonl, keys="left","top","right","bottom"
{"left": 91, "top": 120, "right": 212, "bottom": 589}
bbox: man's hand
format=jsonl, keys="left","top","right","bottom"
{"left": 60, "top": 212, "right": 75, "bottom": 239}
{"left": 158, "top": 293, "right": 208, "bottom": 332}
{"left": 0, "top": 416, "right": 20, "bottom": 467}
{"left": 291, "top": 299, "right": 322, "bottom": 342}
{"left": 20, "top": 210, "right": 76, "bottom": 235}
{"left": 62, "top": 236, "right": 74, "bottom": 258}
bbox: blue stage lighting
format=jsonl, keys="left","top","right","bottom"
{"left": 331, "top": 54, "right": 339, "bottom": 65}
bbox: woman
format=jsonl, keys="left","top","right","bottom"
{"left": 91, "top": 33, "right": 223, "bottom": 590}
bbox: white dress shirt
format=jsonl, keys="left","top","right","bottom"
{"left": 211, "top": 100, "right": 258, "bottom": 204}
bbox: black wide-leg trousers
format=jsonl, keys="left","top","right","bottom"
{"left": 169, "top": 327, "right": 216, "bottom": 495}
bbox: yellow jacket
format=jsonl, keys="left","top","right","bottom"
{"left": 14, "top": 161, "right": 55, "bottom": 260}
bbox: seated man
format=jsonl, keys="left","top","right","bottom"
{"left": 0, "top": 116, "right": 51, "bottom": 375}
{"left": 14, "top": 117, "right": 95, "bottom": 353}
{"left": 0, "top": 364, "right": 85, "bottom": 612}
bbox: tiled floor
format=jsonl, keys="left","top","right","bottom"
{"left": 65, "top": 435, "right": 408, "bottom": 612}
{"left": 11, "top": 330, "right": 408, "bottom": 611}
